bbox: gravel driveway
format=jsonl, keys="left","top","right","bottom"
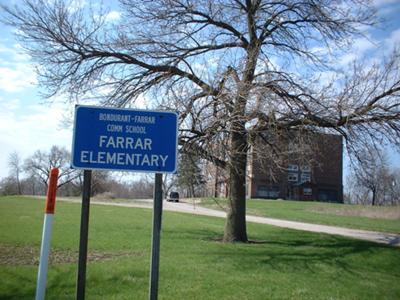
{"left": 57, "top": 197, "right": 400, "bottom": 247}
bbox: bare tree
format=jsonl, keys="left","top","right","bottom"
{"left": 389, "top": 169, "right": 400, "bottom": 205}
{"left": 0, "top": 176, "right": 19, "bottom": 195}
{"left": 130, "top": 178, "right": 154, "bottom": 199}
{"left": 349, "top": 148, "right": 400, "bottom": 206}
{"left": 177, "top": 153, "right": 206, "bottom": 197}
{"left": 3, "top": 1, "right": 400, "bottom": 242}
{"left": 8, "top": 151, "right": 23, "bottom": 195}
{"left": 162, "top": 173, "right": 178, "bottom": 199}
{"left": 24, "top": 145, "right": 80, "bottom": 189}
{"left": 91, "top": 171, "right": 111, "bottom": 196}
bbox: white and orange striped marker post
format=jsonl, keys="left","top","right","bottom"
{"left": 35, "top": 168, "right": 59, "bottom": 300}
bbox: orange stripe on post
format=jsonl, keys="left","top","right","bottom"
{"left": 45, "top": 168, "right": 59, "bottom": 214}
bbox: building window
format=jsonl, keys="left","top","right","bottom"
{"left": 301, "top": 165, "right": 311, "bottom": 172}
{"left": 303, "top": 188, "right": 312, "bottom": 195}
{"left": 257, "top": 185, "right": 280, "bottom": 198}
{"left": 257, "top": 186, "right": 268, "bottom": 197}
{"left": 287, "top": 164, "right": 298, "bottom": 171}
{"left": 288, "top": 173, "right": 298, "bottom": 182}
{"left": 300, "top": 173, "right": 311, "bottom": 183}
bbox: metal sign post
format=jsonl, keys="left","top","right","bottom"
{"left": 149, "top": 173, "right": 163, "bottom": 300}
{"left": 76, "top": 170, "right": 92, "bottom": 300}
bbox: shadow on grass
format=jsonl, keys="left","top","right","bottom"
{"left": 251, "top": 238, "right": 379, "bottom": 274}
{"left": 181, "top": 227, "right": 397, "bottom": 277}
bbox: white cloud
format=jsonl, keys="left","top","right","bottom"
{"left": 316, "top": 70, "right": 339, "bottom": 86}
{"left": 353, "top": 37, "right": 376, "bottom": 53}
{"left": 384, "top": 28, "right": 400, "bottom": 50}
{"left": 12, "top": 43, "right": 31, "bottom": 62}
{"left": 337, "top": 36, "right": 378, "bottom": 67}
{"left": 0, "top": 98, "right": 72, "bottom": 179}
{"left": 0, "top": 42, "right": 37, "bottom": 93}
{"left": 0, "top": 43, "right": 30, "bottom": 63}
{"left": 133, "top": 94, "right": 148, "bottom": 109}
{"left": 338, "top": 52, "right": 358, "bottom": 66}
{"left": 93, "top": 10, "right": 121, "bottom": 24}
{"left": 67, "top": 0, "right": 87, "bottom": 13}
{"left": 105, "top": 10, "right": 121, "bottom": 22}
{"left": 0, "top": 63, "right": 37, "bottom": 92}
{"left": 373, "top": 0, "right": 399, "bottom": 7}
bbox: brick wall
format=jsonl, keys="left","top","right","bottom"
{"left": 247, "top": 133, "right": 343, "bottom": 202}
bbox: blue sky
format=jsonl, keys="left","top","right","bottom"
{"left": 0, "top": 0, "right": 399, "bottom": 182}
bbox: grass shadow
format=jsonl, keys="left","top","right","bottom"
{"left": 192, "top": 227, "right": 398, "bottom": 278}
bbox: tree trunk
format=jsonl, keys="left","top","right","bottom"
{"left": 191, "top": 184, "right": 195, "bottom": 198}
{"left": 214, "top": 166, "right": 219, "bottom": 198}
{"left": 16, "top": 171, "right": 22, "bottom": 195}
{"left": 372, "top": 188, "right": 376, "bottom": 206}
{"left": 223, "top": 124, "right": 248, "bottom": 242}
{"left": 222, "top": 18, "right": 259, "bottom": 242}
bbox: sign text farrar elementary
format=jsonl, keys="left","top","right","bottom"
{"left": 71, "top": 106, "right": 178, "bottom": 173}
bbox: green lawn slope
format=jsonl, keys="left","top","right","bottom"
{"left": 1, "top": 196, "right": 399, "bottom": 299}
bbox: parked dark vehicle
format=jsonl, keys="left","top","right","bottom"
{"left": 166, "top": 192, "right": 179, "bottom": 202}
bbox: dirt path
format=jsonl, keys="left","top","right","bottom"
{"left": 56, "top": 197, "right": 400, "bottom": 247}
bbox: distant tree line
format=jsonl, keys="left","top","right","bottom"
{"left": 1, "top": 146, "right": 209, "bottom": 200}
{"left": 1, "top": 145, "right": 155, "bottom": 199}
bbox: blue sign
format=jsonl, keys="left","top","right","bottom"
{"left": 71, "top": 105, "right": 178, "bottom": 173}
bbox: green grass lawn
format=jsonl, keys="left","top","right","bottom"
{"left": 1, "top": 196, "right": 400, "bottom": 299}
{"left": 199, "top": 198, "right": 400, "bottom": 234}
